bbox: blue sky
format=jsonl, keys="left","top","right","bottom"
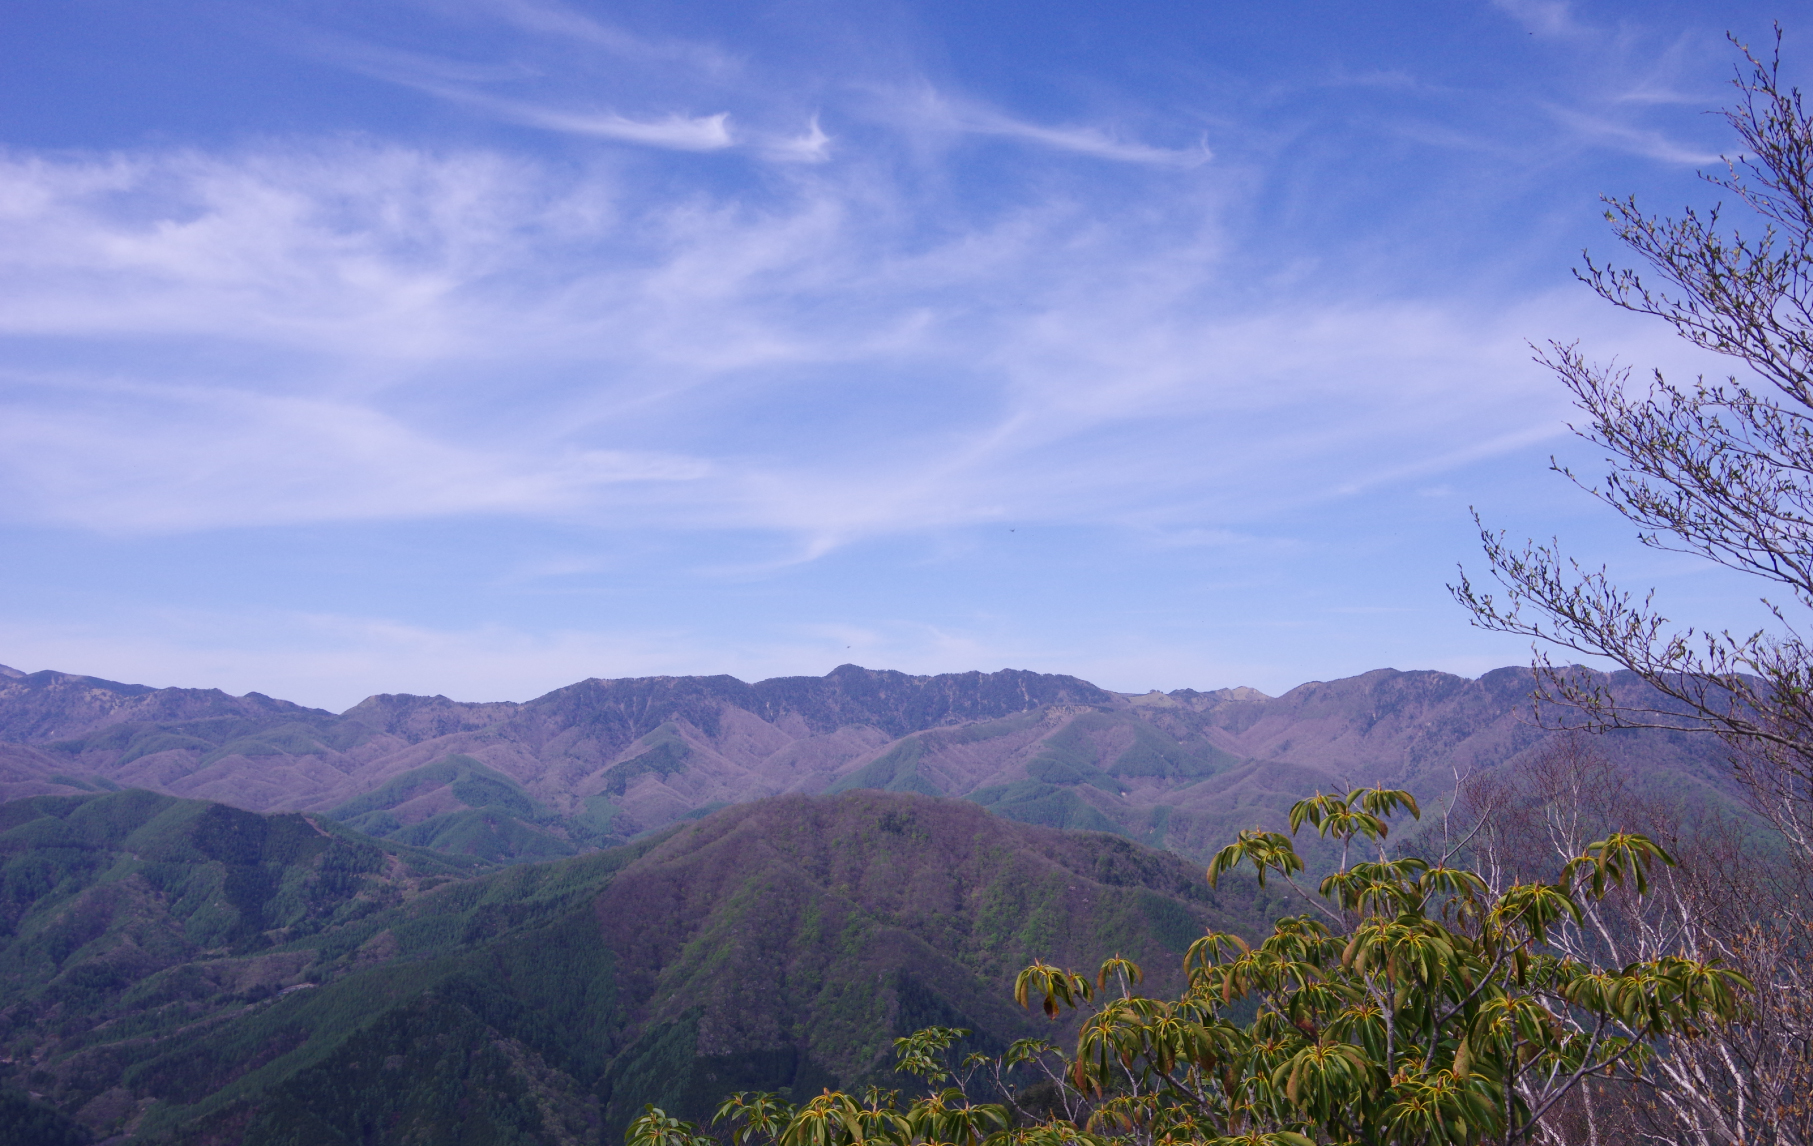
{"left": 0, "top": 0, "right": 1795, "bottom": 709}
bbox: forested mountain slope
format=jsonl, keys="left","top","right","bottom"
{"left": 0, "top": 788, "right": 1239, "bottom": 1144}
{"left": 0, "top": 661, "right": 1739, "bottom": 864}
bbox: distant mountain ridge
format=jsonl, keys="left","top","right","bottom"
{"left": 0, "top": 664, "right": 1112, "bottom": 746}
{"left": 0, "top": 661, "right": 1742, "bottom": 865}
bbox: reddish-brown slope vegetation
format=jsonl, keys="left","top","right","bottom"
{"left": 0, "top": 661, "right": 1739, "bottom": 862}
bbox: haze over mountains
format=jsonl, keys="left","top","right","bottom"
{"left": 0, "top": 661, "right": 1739, "bottom": 865}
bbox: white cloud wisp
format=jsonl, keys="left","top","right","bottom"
{"left": 0, "top": 140, "right": 1720, "bottom": 543}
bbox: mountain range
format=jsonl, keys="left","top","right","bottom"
{"left": 0, "top": 661, "right": 1742, "bottom": 866}
{"left": 0, "top": 658, "right": 1757, "bottom": 1144}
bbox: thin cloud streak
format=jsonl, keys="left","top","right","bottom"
{"left": 1543, "top": 103, "right": 1723, "bottom": 164}
{"left": 0, "top": 140, "right": 1723, "bottom": 546}
{"left": 302, "top": 30, "right": 740, "bottom": 151}
{"left": 885, "top": 86, "right": 1211, "bottom": 166}
{"left": 0, "top": 373, "right": 710, "bottom": 532}
{"left": 471, "top": 0, "right": 738, "bottom": 74}
{"left": 954, "top": 107, "right": 1211, "bottom": 166}
{"left": 476, "top": 100, "right": 734, "bottom": 149}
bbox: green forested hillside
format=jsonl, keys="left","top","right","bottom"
{"left": 0, "top": 788, "right": 1256, "bottom": 1144}
{"left": 324, "top": 753, "right": 582, "bottom": 862}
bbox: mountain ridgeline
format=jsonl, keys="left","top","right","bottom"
{"left": 0, "top": 661, "right": 1742, "bottom": 867}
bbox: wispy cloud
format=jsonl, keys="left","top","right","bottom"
{"left": 0, "top": 140, "right": 1722, "bottom": 546}
{"left": 0, "top": 373, "right": 708, "bottom": 532}
{"left": 885, "top": 86, "right": 1211, "bottom": 166}
{"left": 0, "top": 0, "right": 1779, "bottom": 706}
{"left": 464, "top": 99, "right": 735, "bottom": 149}
{"left": 1543, "top": 103, "right": 1722, "bottom": 164}
{"left": 300, "top": 32, "right": 740, "bottom": 151}
{"left": 0, "top": 0, "right": 1753, "bottom": 562}
{"left": 470, "top": 0, "right": 738, "bottom": 74}
{"left": 952, "top": 106, "right": 1210, "bottom": 166}
{"left": 762, "top": 117, "right": 833, "bottom": 163}
{"left": 309, "top": 23, "right": 1192, "bottom": 167}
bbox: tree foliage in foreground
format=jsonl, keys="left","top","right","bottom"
{"left": 627, "top": 787, "right": 1747, "bottom": 1146}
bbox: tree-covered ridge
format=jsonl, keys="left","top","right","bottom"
{"left": 0, "top": 789, "right": 1239, "bottom": 1143}
{"left": 0, "top": 791, "right": 490, "bottom": 1134}
{"left": 634, "top": 787, "right": 1747, "bottom": 1146}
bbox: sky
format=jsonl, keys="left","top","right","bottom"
{"left": 0, "top": 0, "right": 1799, "bottom": 710}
